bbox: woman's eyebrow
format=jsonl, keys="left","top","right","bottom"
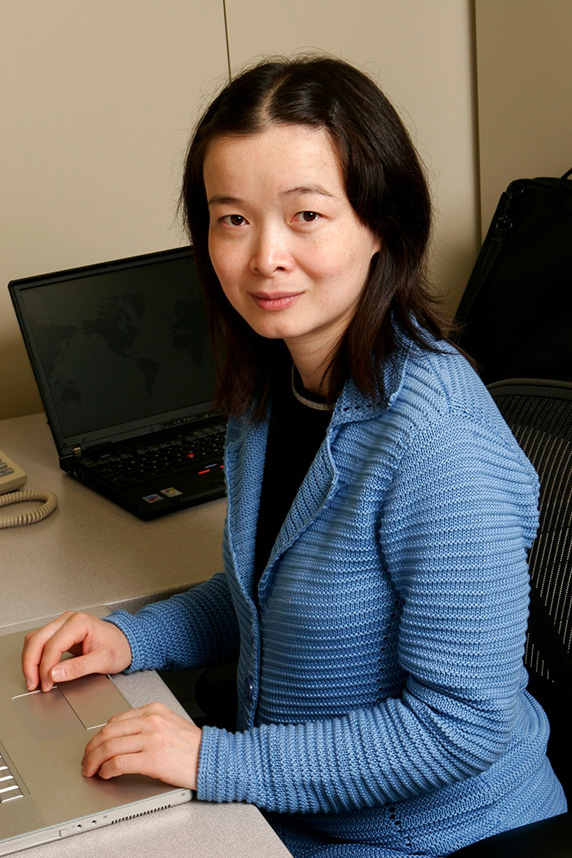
{"left": 207, "top": 185, "right": 337, "bottom": 208}
{"left": 281, "top": 184, "right": 336, "bottom": 199}
{"left": 207, "top": 194, "right": 242, "bottom": 208}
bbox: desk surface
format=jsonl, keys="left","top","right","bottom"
{"left": 0, "top": 412, "right": 226, "bottom": 629}
{"left": 0, "top": 413, "right": 292, "bottom": 857}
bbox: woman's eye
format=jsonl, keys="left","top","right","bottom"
{"left": 221, "top": 214, "right": 247, "bottom": 226}
{"left": 294, "top": 211, "right": 321, "bottom": 223}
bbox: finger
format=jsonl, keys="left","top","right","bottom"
{"left": 82, "top": 733, "right": 144, "bottom": 778}
{"left": 21, "top": 612, "right": 74, "bottom": 691}
{"left": 97, "top": 752, "right": 149, "bottom": 781}
{"left": 83, "top": 705, "right": 168, "bottom": 758}
{"left": 82, "top": 704, "right": 201, "bottom": 790}
{"left": 37, "top": 615, "right": 99, "bottom": 691}
{"left": 49, "top": 652, "right": 108, "bottom": 686}
{"left": 37, "top": 612, "right": 115, "bottom": 691}
{"left": 44, "top": 612, "right": 130, "bottom": 691}
{"left": 82, "top": 705, "right": 172, "bottom": 776}
{"left": 83, "top": 710, "right": 144, "bottom": 757}
{"left": 106, "top": 702, "right": 169, "bottom": 723}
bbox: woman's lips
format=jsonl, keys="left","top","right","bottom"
{"left": 251, "top": 292, "right": 303, "bottom": 311}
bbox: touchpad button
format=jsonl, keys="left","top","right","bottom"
{"left": 58, "top": 674, "right": 129, "bottom": 728}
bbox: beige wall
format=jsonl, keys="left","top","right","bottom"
{"left": 475, "top": 0, "right": 572, "bottom": 233}
{"left": 1, "top": 0, "right": 228, "bottom": 419}
{"left": 2, "top": 0, "right": 479, "bottom": 420}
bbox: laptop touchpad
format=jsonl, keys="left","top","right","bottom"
{"left": 12, "top": 675, "right": 130, "bottom": 742}
{"left": 12, "top": 688, "right": 85, "bottom": 741}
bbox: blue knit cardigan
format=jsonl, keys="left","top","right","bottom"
{"left": 106, "top": 339, "right": 566, "bottom": 856}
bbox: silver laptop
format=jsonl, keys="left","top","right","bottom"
{"left": 0, "top": 629, "right": 191, "bottom": 855}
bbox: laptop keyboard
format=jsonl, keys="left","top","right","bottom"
{"left": 0, "top": 749, "right": 24, "bottom": 803}
{"left": 81, "top": 423, "right": 226, "bottom": 487}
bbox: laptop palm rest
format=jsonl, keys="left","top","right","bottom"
{"left": 12, "top": 674, "right": 130, "bottom": 741}
{"left": 0, "top": 629, "right": 192, "bottom": 855}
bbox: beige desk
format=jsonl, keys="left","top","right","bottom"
{"left": 0, "top": 412, "right": 292, "bottom": 857}
{"left": 0, "top": 412, "right": 227, "bottom": 629}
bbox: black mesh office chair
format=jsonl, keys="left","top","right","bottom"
{"left": 452, "top": 378, "right": 572, "bottom": 856}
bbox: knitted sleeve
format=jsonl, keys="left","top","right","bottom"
{"left": 104, "top": 571, "right": 240, "bottom": 672}
{"left": 196, "top": 407, "right": 540, "bottom": 813}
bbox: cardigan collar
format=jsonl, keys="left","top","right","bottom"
{"left": 328, "top": 339, "right": 410, "bottom": 428}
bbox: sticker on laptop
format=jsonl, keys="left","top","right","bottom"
{"left": 142, "top": 494, "right": 164, "bottom": 504}
{"left": 160, "top": 487, "right": 183, "bottom": 498}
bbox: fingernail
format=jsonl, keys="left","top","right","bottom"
{"left": 25, "top": 678, "right": 35, "bottom": 691}
{"left": 52, "top": 666, "right": 66, "bottom": 682}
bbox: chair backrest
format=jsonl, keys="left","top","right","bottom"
{"left": 454, "top": 170, "right": 572, "bottom": 387}
{"left": 488, "top": 379, "right": 572, "bottom": 797}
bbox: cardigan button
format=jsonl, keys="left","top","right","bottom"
{"left": 247, "top": 679, "right": 255, "bottom": 702}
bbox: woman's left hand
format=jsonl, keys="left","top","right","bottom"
{"left": 81, "top": 703, "right": 202, "bottom": 791}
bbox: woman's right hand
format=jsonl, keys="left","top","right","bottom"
{"left": 21, "top": 611, "right": 132, "bottom": 692}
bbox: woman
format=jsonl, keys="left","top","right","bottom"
{"left": 22, "top": 57, "right": 566, "bottom": 856}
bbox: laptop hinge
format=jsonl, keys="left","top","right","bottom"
{"left": 73, "top": 445, "right": 82, "bottom": 458}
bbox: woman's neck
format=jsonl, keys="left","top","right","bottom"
{"left": 287, "top": 343, "right": 331, "bottom": 397}
{"left": 295, "top": 365, "right": 327, "bottom": 397}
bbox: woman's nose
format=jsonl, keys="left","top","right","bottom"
{"left": 249, "top": 226, "right": 292, "bottom": 277}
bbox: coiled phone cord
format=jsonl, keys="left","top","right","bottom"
{"left": 0, "top": 490, "right": 58, "bottom": 528}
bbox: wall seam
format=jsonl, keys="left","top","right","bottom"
{"left": 469, "top": 0, "right": 483, "bottom": 246}
{"left": 222, "top": 0, "right": 232, "bottom": 80}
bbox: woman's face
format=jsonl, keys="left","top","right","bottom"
{"left": 203, "top": 123, "right": 380, "bottom": 379}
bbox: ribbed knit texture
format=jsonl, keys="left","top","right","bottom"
{"left": 106, "top": 339, "right": 566, "bottom": 856}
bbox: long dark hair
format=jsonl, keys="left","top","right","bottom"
{"left": 181, "top": 55, "right": 450, "bottom": 417}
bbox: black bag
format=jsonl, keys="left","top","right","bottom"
{"left": 454, "top": 167, "right": 572, "bottom": 385}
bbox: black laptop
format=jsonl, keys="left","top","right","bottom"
{"left": 9, "top": 247, "right": 227, "bottom": 520}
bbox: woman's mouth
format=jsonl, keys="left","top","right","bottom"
{"left": 251, "top": 292, "right": 303, "bottom": 311}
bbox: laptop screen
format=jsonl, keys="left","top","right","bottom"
{"left": 10, "top": 248, "right": 217, "bottom": 454}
